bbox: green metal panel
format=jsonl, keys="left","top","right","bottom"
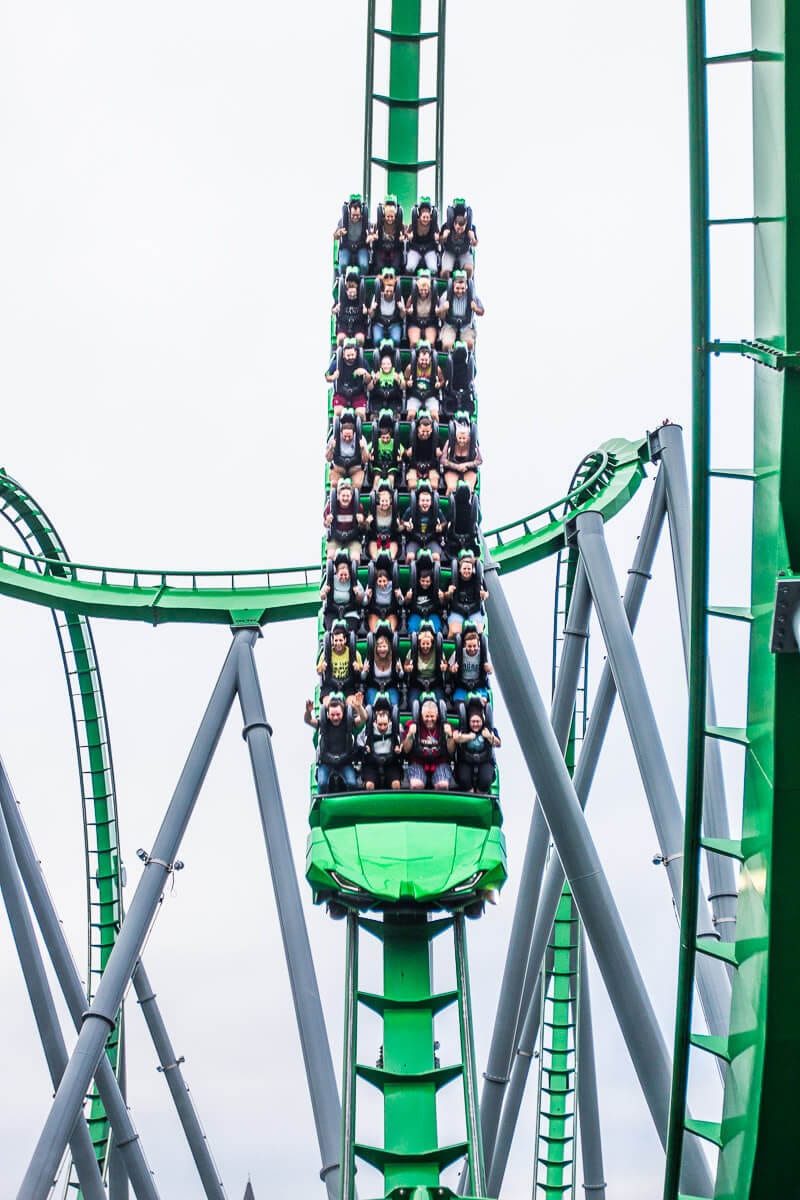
{"left": 305, "top": 790, "right": 506, "bottom": 905}
{"left": 363, "top": 0, "right": 445, "bottom": 210}
{"left": 669, "top": 2, "right": 800, "bottom": 1196}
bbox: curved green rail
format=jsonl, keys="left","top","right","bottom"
{"left": 0, "top": 471, "right": 123, "bottom": 1187}
{"left": 0, "top": 437, "right": 648, "bottom": 627}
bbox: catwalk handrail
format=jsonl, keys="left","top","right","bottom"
{"left": 0, "top": 436, "right": 648, "bottom": 626}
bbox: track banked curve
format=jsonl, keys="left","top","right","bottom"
{"left": 0, "top": 437, "right": 647, "bottom": 627}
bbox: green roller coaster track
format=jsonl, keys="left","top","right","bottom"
{"left": 665, "top": 3, "right": 800, "bottom": 1198}
{"left": 0, "top": 439, "right": 645, "bottom": 628}
{"left": 2, "top": 0, "right": 799, "bottom": 1196}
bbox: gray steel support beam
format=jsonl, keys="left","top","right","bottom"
{"left": 485, "top": 569, "right": 712, "bottom": 1197}
{"left": 575, "top": 511, "right": 730, "bottom": 1040}
{"left": 477, "top": 564, "right": 592, "bottom": 1166}
{"left": 481, "top": 472, "right": 668, "bottom": 1182}
{"left": 235, "top": 637, "right": 343, "bottom": 1200}
{"left": 485, "top": 972, "right": 543, "bottom": 1197}
{"left": 656, "top": 421, "right": 738, "bottom": 942}
{"left": 0, "top": 793, "right": 106, "bottom": 1200}
{"left": 132, "top": 960, "right": 226, "bottom": 1199}
{"left": 577, "top": 940, "right": 606, "bottom": 1199}
{"left": 0, "top": 760, "right": 159, "bottom": 1199}
{"left": 340, "top": 914, "right": 359, "bottom": 1200}
{"left": 18, "top": 631, "right": 246, "bottom": 1199}
{"left": 453, "top": 912, "right": 486, "bottom": 1198}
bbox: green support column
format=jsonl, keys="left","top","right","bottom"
{"left": 386, "top": 0, "right": 422, "bottom": 209}
{"left": 382, "top": 914, "right": 440, "bottom": 1192}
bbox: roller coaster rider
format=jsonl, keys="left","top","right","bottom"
{"left": 317, "top": 621, "right": 364, "bottom": 703}
{"left": 447, "top": 622, "right": 493, "bottom": 702}
{"left": 334, "top": 194, "right": 371, "bottom": 276}
{"left": 441, "top": 415, "right": 482, "bottom": 494}
{"left": 446, "top": 549, "right": 488, "bottom": 636}
{"left": 359, "top": 693, "right": 404, "bottom": 790}
{"left": 404, "top": 413, "right": 442, "bottom": 492}
{"left": 305, "top": 693, "right": 366, "bottom": 794}
{"left": 326, "top": 409, "right": 369, "bottom": 489}
{"left": 438, "top": 270, "right": 484, "bottom": 352}
{"left": 333, "top": 268, "right": 369, "bottom": 345}
{"left": 452, "top": 696, "right": 501, "bottom": 794}
{"left": 405, "top": 270, "right": 440, "bottom": 350}
{"left": 405, "top": 197, "right": 440, "bottom": 275}
{"left": 320, "top": 553, "right": 365, "bottom": 633}
{"left": 401, "top": 694, "right": 456, "bottom": 791}
{"left": 361, "top": 624, "right": 403, "bottom": 707}
{"left": 404, "top": 551, "right": 445, "bottom": 634}
{"left": 402, "top": 480, "right": 445, "bottom": 562}
{"left": 439, "top": 200, "right": 477, "bottom": 278}
{"left": 367, "top": 410, "right": 402, "bottom": 489}
{"left": 326, "top": 338, "right": 370, "bottom": 417}
{"left": 404, "top": 342, "right": 443, "bottom": 419}
{"left": 369, "top": 267, "right": 405, "bottom": 347}
{"left": 363, "top": 556, "right": 403, "bottom": 632}
{"left": 369, "top": 195, "right": 405, "bottom": 274}
{"left": 324, "top": 478, "right": 364, "bottom": 563}
{"left": 365, "top": 481, "right": 401, "bottom": 561}
{"left": 404, "top": 622, "right": 447, "bottom": 707}
{"left": 367, "top": 343, "right": 405, "bottom": 418}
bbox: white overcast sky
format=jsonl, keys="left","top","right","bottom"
{"left": 0, "top": 2, "right": 756, "bottom": 1197}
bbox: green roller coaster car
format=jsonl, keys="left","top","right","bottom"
{"left": 306, "top": 789, "right": 506, "bottom": 906}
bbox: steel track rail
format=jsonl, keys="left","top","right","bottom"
{"left": 0, "top": 471, "right": 123, "bottom": 1189}
{"left": 0, "top": 440, "right": 648, "bottom": 628}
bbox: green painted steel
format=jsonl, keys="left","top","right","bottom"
{"left": 533, "top": 527, "right": 589, "bottom": 1199}
{"left": 0, "top": 471, "right": 123, "bottom": 1187}
{"left": 306, "top": 791, "right": 506, "bottom": 906}
{"left": 345, "top": 913, "right": 484, "bottom": 1198}
{"left": 669, "top": 3, "right": 800, "bottom": 1198}
{"left": 534, "top": 887, "right": 579, "bottom": 1199}
{"left": 363, "top": 0, "right": 445, "bottom": 211}
{"left": 0, "top": 441, "right": 647, "bottom": 629}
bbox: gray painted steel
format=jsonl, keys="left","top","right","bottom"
{"left": 575, "top": 510, "right": 730, "bottom": 1041}
{"left": 0, "top": 758, "right": 159, "bottom": 1199}
{"left": 656, "top": 421, "right": 738, "bottom": 942}
{"left": 133, "top": 960, "right": 227, "bottom": 1199}
{"left": 453, "top": 913, "right": 486, "bottom": 1197}
{"left": 486, "top": 568, "right": 712, "bottom": 1197}
{"left": 477, "top": 564, "right": 592, "bottom": 1168}
{"left": 577, "top": 940, "right": 606, "bottom": 1199}
{"left": 486, "top": 971, "right": 543, "bottom": 1197}
{"left": 0, "top": 794, "right": 106, "bottom": 1199}
{"left": 235, "top": 638, "right": 343, "bottom": 1200}
{"left": 18, "top": 631, "right": 246, "bottom": 1199}
{"left": 483, "top": 473, "right": 668, "bottom": 1185}
{"left": 340, "top": 914, "right": 359, "bottom": 1200}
